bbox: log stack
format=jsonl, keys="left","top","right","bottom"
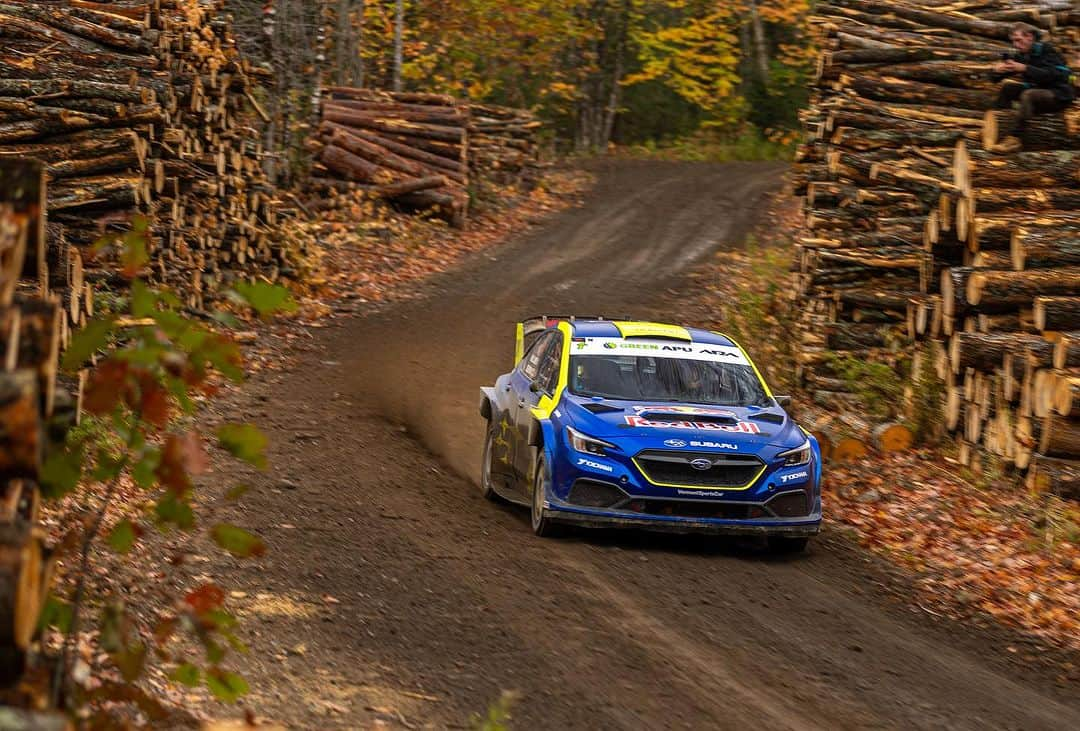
{"left": 792, "top": 0, "right": 1080, "bottom": 494}
{"left": 468, "top": 103, "right": 543, "bottom": 185}
{"left": 312, "top": 88, "right": 471, "bottom": 226}
{"left": 0, "top": 0, "right": 303, "bottom": 317}
{"left": 310, "top": 90, "right": 545, "bottom": 225}
{"left": 0, "top": 160, "right": 72, "bottom": 684}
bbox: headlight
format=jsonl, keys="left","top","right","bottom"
{"left": 566, "top": 426, "right": 615, "bottom": 456}
{"left": 777, "top": 440, "right": 811, "bottom": 467}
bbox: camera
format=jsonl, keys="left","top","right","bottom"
{"left": 1000, "top": 52, "right": 1013, "bottom": 60}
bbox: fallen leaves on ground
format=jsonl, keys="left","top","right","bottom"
{"left": 829, "top": 452, "right": 1080, "bottom": 654}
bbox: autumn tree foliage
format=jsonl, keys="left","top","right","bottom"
{"left": 232, "top": 0, "right": 813, "bottom": 159}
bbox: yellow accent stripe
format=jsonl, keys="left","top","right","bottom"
{"left": 614, "top": 321, "right": 692, "bottom": 341}
{"left": 530, "top": 321, "right": 572, "bottom": 420}
{"left": 632, "top": 457, "right": 768, "bottom": 492}
{"left": 514, "top": 322, "right": 525, "bottom": 364}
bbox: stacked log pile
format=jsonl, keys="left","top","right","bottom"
{"left": 311, "top": 90, "right": 544, "bottom": 224}
{"left": 0, "top": 160, "right": 73, "bottom": 682}
{"left": 0, "top": 0, "right": 300, "bottom": 318}
{"left": 792, "top": 0, "right": 1080, "bottom": 496}
{"left": 468, "top": 103, "right": 543, "bottom": 185}
{"left": 312, "top": 88, "right": 471, "bottom": 226}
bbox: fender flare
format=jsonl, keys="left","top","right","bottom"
{"left": 479, "top": 387, "right": 498, "bottom": 421}
{"left": 531, "top": 418, "right": 558, "bottom": 468}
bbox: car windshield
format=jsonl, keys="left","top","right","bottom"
{"left": 569, "top": 354, "right": 770, "bottom": 407}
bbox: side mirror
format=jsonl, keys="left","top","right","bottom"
{"left": 530, "top": 381, "right": 542, "bottom": 393}
{"left": 774, "top": 395, "right": 792, "bottom": 408}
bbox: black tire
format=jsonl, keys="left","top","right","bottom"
{"left": 766, "top": 535, "right": 809, "bottom": 555}
{"left": 530, "top": 454, "right": 560, "bottom": 537}
{"left": 479, "top": 420, "right": 500, "bottom": 501}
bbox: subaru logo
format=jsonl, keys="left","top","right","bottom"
{"left": 689, "top": 458, "right": 714, "bottom": 471}
{"left": 664, "top": 439, "right": 687, "bottom": 448}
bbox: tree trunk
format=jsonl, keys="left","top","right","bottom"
{"left": 392, "top": 0, "right": 403, "bottom": 92}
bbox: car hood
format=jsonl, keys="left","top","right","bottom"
{"left": 562, "top": 395, "right": 801, "bottom": 450}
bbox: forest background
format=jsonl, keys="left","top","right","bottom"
{"left": 236, "top": 0, "right": 814, "bottom": 181}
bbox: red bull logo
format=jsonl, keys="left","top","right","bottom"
{"left": 624, "top": 415, "right": 761, "bottom": 434}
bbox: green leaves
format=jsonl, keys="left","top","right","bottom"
{"left": 205, "top": 669, "right": 249, "bottom": 703}
{"left": 217, "top": 424, "right": 267, "bottom": 470}
{"left": 39, "top": 447, "right": 84, "bottom": 499}
{"left": 155, "top": 493, "right": 195, "bottom": 530}
{"left": 62, "top": 317, "right": 115, "bottom": 370}
{"left": 38, "top": 595, "right": 73, "bottom": 633}
{"left": 108, "top": 519, "right": 139, "bottom": 554}
{"left": 231, "top": 281, "right": 297, "bottom": 318}
{"left": 210, "top": 524, "right": 266, "bottom": 558}
{"left": 130, "top": 278, "right": 157, "bottom": 318}
{"left": 170, "top": 663, "right": 201, "bottom": 687}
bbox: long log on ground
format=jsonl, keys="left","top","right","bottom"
{"left": 1054, "top": 333, "right": 1080, "bottom": 370}
{"left": 1035, "top": 297, "right": 1080, "bottom": 332}
{"left": 954, "top": 145, "right": 1080, "bottom": 192}
{"left": 831, "top": 126, "right": 973, "bottom": 150}
{"left": 326, "top": 87, "right": 457, "bottom": 106}
{"left": 967, "top": 267, "right": 1080, "bottom": 308}
{"left": 332, "top": 127, "right": 468, "bottom": 181}
{"left": 324, "top": 127, "right": 432, "bottom": 180}
{"left": 1054, "top": 375, "right": 1080, "bottom": 419}
{"left": 0, "top": 80, "right": 151, "bottom": 105}
{"left": 968, "top": 188, "right": 1080, "bottom": 215}
{"left": 1012, "top": 233, "right": 1080, "bottom": 271}
{"left": 836, "top": 74, "right": 993, "bottom": 110}
{"left": 370, "top": 176, "right": 447, "bottom": 198}
{"left": 949, "top": 332, "right": 1048, "bottom": 374}
{"left": 1039, "top": 414, "right": 1080, "bottom": 459}
{"left": 828, "top": 1, "right": 1013, "bottom": 40}
{"left": 982, "top": 110, "right": 1080, "bottom": 151}
{"left": 323, "top": 108, "right": 466, "bottom": 144}
{"left": 1026, "top": 455, "right": 1080, "bottom": 500}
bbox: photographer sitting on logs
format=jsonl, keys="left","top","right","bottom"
{"left": 990, "top": 22, "right": 1074, "bottom": 153}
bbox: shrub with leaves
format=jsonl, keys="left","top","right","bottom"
{"left": 38, "top": 218, "right": 294, "bottom": 718}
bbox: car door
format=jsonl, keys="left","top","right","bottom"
{"left": 506, "top": 331, "right": 554, "bottom": 489}
{"left": 514, "top": 330, "right": 563, "bottom": 480}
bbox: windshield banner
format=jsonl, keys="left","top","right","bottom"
{"left": 570, "top": 338, "right": 750, "bottom": 365}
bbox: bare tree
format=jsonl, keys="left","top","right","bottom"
{"left": 392, "top": 0, "right": 404, "bottom": 92}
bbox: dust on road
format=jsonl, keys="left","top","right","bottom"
{"left": 203, "top": 160, "right": 1080, "bottom": 729}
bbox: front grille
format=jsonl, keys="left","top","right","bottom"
{"left": 568, "top": 479, "right": 627, "bottom": 508}
{"left": 766, "top": 491, "right": 809, "bottom": 517}
{"left": 634, "top": 450, "right": 764, "bottom": 488}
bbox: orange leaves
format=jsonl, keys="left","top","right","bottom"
{"left": 83, "top": 359, "right": 130, "bottom": 416}
{"left": 827, "top": 452, "right": 1080, "bottom": 652}
{"left": 184, "top": 583, "right": 225, "bottom": 616}
{"left": 155, "top": 433, "right": 207, "bottom": 495}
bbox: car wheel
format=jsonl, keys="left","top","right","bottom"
{"left": 479, "top": 420, "right": 500, "bottom": 502}
{"left": 530, "top": 454, "right": 560, "bottom": 537}
{"left": 766, "top": 535, "right": 809, "bottom": 555}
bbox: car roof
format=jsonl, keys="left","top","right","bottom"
{"left": 566, "top": 319, "right": 737, "bottom": 347}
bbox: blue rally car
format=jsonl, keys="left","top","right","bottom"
{"left": 478, "top": 317, "right": 821, "bottom": 552}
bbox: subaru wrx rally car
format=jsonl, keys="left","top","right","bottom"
{"left": 479, "top": 317, "right": 821, "bottom": 552}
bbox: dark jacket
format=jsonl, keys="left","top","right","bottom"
{"left": 1004, "top": 42, "right": 1075, "bottom": 103}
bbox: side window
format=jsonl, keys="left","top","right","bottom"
{"left": 536, "top": 335, "right": 563, "bottom": 394}
{"left": 521, "top": 331, "right": 554, "bottom": 380}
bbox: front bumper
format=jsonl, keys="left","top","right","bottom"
{"left": 544, "top": 497, "right": 821, "bottom": 536}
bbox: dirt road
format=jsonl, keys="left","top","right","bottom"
{"left": 204, "top": 160, "right": 1080, "bottom": 729}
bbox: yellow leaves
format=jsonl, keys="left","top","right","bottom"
{"left": 627, "top": 9, "right": 743, "bottom": 118}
